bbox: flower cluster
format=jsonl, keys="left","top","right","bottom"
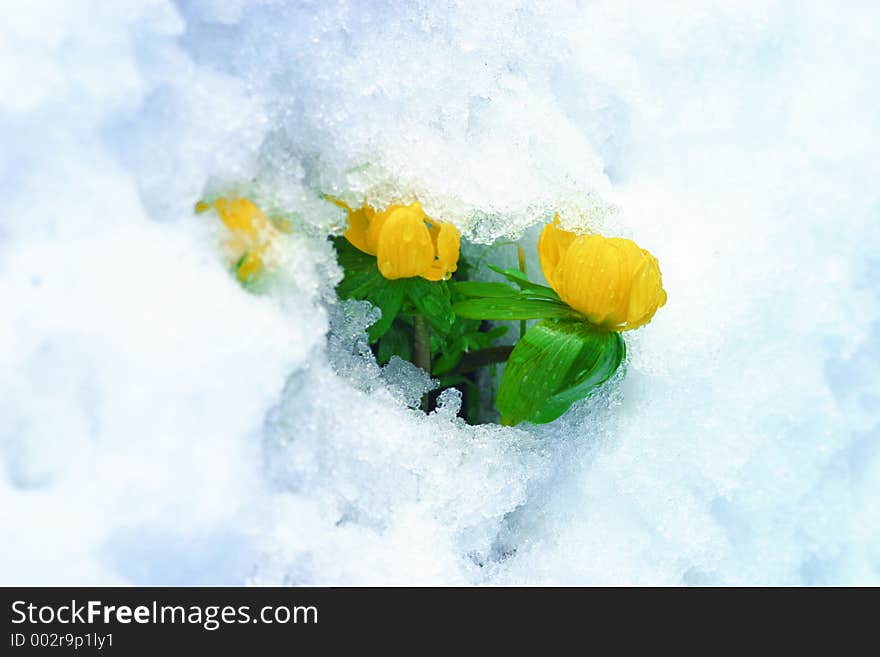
{"left": 331, "top": 198, "right": 461, "bottom": 281}
{"left": 197, "top": 193, "right": 666, "bottom": 425}
{"left": 195, "top": 197, "right": 290, "bottom": 283}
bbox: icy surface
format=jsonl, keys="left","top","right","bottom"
{"left": 1, "top": 0, "right": 879, "bottom": 584}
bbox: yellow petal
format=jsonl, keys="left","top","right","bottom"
{"left": 212, "top": 197, "right": 268, "bottom": 235}
{"left": 198, "top": 197, "right": 282, "bottom": 281}
{"left": 328, "top": 197, "right": 380, "bottom": 255}
{"left": 557, "top": 235, "right": 625, "bottom": 327}
{"left": 625, "top": 252, "right": 666, "bottom": 329}
{"left": 366, "top": 204, "right": 394, "bottom": 254}
{"left": 605, "top": 237, "right": 645, "bottom": 327}
{"left": 375, "top": 204, "right": 435, "bottom": 279}
{"left": 422, "top": 220, "right": 460, "bottom": 281}
{"left": 345, "top": 205, "right": 378, "bottom": 255}
{"left": 549, "top": 231, "right": 666, "bottom": 331}
{"left": 538, "top": 215, "right": 577, "bottom": 293}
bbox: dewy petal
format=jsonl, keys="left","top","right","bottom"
{"left": 420, "top": 267, "right": 445, "bottom": 282}
{"left": 199, "top": 197, "right": 279, "bottom": 280}
{"left": 366, "top": 204, "right": 397, "bottom": 254}
{"left": 538, "top": 216, "right": 578, "bottom": 294}
{"left": 375, "top": 204, "right": 435, "bottom": 279}
{"left": 600, "top": 241, "right": 629, "bottom": 328}
{"left": 422, "top": 220, "right": 460, "bottom": 281}
{"left": 345, "top": 205, "right": 377, "bottom": 255}
{"left": 557, "top": 234, "right": 620, "bottom": 326}
{"left": 550, "top": 231, "right": 667, "bottom": 331}
{"left": 625, "top": 252, "right": 666, "bottom": 329}
{"left": 436, "top": 222, "right": 461, "bottom": 272}
{"left": 212, "top": 197, "right": 268, "bottom": 235}
{"left": 604, "top": 238, "right": 644, "bottom": 328}
{"left": 329, "top": 197, "right": 379, "bottom": 255}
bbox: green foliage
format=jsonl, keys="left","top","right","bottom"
{"left": 452, "top": 281, "right": 521, "bottom": 298}
{"left": 452, "top": 297, "right": 577, "bottom": 321}
{"left": 376, "top": 319, "right": 412, "bottom": 365}
{"left": 497, "top": 319, "right": 625, "bottom": 426}
{"left": 365, "top": 281, "right": 406, "bottom": 341}
{"left": 451, "top": 266, "right": 574, "bottom": 321}
{"left": 335, "top": 237, "right": 386, "bottom": 300}
{"left": 406, "top": 277, "right": 455, "bottom": 334}
{"left": 332, "top": 237, "right": 627, "bottom": 427}
{"left": 486, "top": 264, "right": 560, "bottom": 300}
{"left": 334, "top": 237, "right": 455, "bottom": 341}
{"left": 431, "top": 317, "right": 508, "bottom": 376}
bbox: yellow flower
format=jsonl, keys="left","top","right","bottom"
{"left": 196, "top": 197, "right": 283, "bottom": 282}
{"left": 538, "top": 217, "right": 667, "bottom": 331}
{"left": 332, "top": 198, "right": 460, "bottom": 281}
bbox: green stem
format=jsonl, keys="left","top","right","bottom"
{"left": 413, "top": 315, "right": 431, "bottom": 411}
{"left": 517, "top": 245, "right": 528, "bottom": 339}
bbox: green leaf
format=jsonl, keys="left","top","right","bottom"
{"left": 452, "top": 281, "right": 521, "bottom": 298}
{"left": 366, "top": 280, "right": 406, "bottom": 341}
{"left": 452, "top": 297, "right": 578, "bottom": 321}
{"left": 487, "top": 264, "right": 560, "bottom": 300}
{"left": 333, "top": 238, "right": 413, "bottom": 342}
{"left": 377, "top": 320, "right": 412, "bottom": 364}
{"left": 485, "top": 325, "right": 509, "bottom": 340}
{"left": 463, "top": 325, "right": 508, "bottom": 351}
{"left": 497, "top": 319, "right": 625, "bottom": 426}
{"left": 334, "top": 237, "right": 386, "bottom": 300}
{"left": 432, "top": 338, "right": 465, "bottom": 376}
{"left": 406, "top": 278, "right": 456, "bottom": 335}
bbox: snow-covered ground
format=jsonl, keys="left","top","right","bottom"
{"left": 1, "top": 0, "right": 878, "bottom": 585}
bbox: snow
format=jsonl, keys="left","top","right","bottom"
{"left": 1, "top": 0, "right": 878, "bottom": 585}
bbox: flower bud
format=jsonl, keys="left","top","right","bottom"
{"left": 538, "top": 219, "right": 666, "bottom": 331}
